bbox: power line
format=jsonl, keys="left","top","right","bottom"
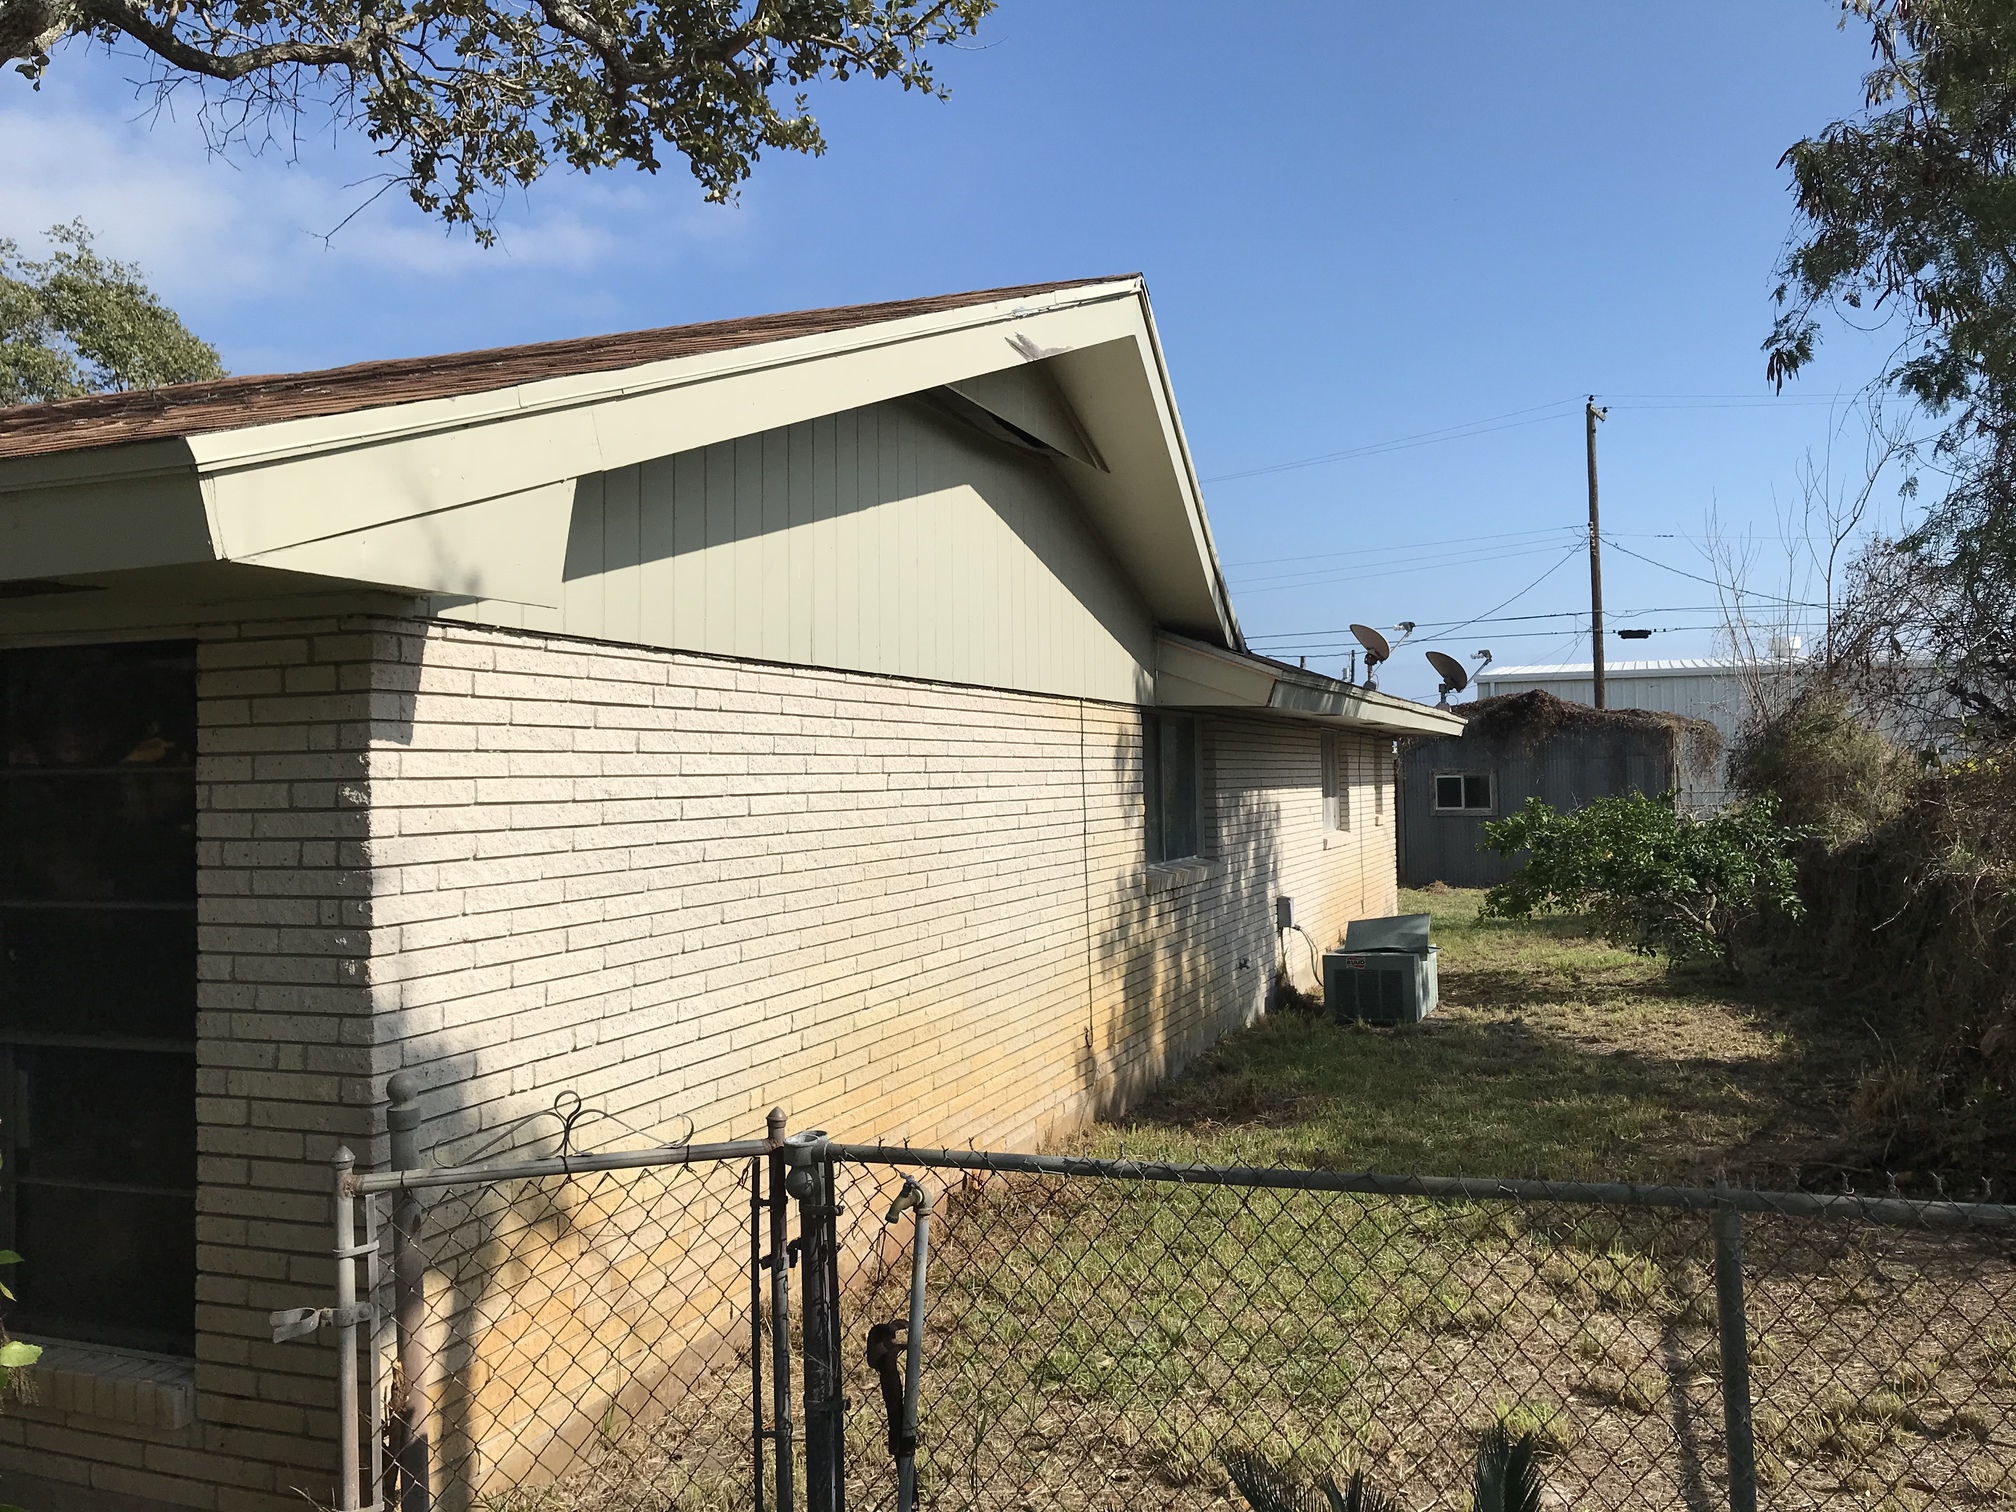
{"left": 1221, "top": 525, "right": 1578, "bottom": 571}
{"left": 1201, "top": 390, "right": 1864, "bottom": 487}
{"left": 1243, "top": 603, "right": 1788, "bottom": 638}
{"left": 1232, "top": 541, "right": 1581, "bottom": 595}
{"left": 1201, "top": 399, "right": 1582, "bottom": 483}
{"left": 1598, "top": 538, "right": 1827, "bottom": 607}
{"left": 1432, "top": 542, "right": 1588, "bottom": 642}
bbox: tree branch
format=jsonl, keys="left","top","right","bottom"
{"left": 75, "top": 0, "right": 367, "bottom": 75}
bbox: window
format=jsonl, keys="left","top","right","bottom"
{"left": 1143, "top": 712, "right": 1201, "bottom": 862}
{"left": 1433, "top": 772, "right": 1495, "bottom": 815}
{"left": 1321, "top": 733, "right": 1347, "bottom": 831}
{"left": 0, "top": 642, "right": 196, "bottom": 1354}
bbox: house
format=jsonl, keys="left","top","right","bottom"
{"left": 1398, "top": 690, "right": 1720, "bottom": 887}
{"left": 0, "top": 275, "right": 1462, "bottom": 1512}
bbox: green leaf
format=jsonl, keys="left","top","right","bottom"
{"left": 0, "top": 1341, "right": 43, "bottom": 1369}
{"left": 0, "top": 1250, "right": 26, "bottom": 1266}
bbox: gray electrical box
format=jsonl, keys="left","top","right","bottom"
{"left": 1324, "top": 913, "right": 1438, "bottom": 1025}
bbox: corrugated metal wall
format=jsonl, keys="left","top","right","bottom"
{"left": 432, "top": 395, "right": 1157, "bottom": 706}
{"left": 1399, "top": 724, "right": 1680, "bottom": 887}
{"left": 1474, "top": 668, "right": 1745, "bottom": 807}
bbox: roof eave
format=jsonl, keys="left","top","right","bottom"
{"left": 1154, "top": 633, "right": 1465, "bottom": 736}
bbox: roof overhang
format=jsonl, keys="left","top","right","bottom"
{"left": 1155, "top": 634, "right": 1465, "bottom": 737}
{"left": 0, "top": 279, "right": 1241, "bottom": 645}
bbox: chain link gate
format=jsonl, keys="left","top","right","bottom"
{"left": 276, "top": 1082, "right": 2016, "bottom": 1512}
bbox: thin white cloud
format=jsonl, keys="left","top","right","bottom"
{"left": 1, "top": 56, "right": 755, "bottom": 360}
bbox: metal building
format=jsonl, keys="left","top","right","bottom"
{"left": 1473, "top": 658, "right": 1770, "bottom": 809}
{"left": 1398, "top": 690, "right": 1722, "bottom": 888}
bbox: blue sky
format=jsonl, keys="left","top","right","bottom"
{"left": 4, "top": 3, "right": 1901, "bottom": 703}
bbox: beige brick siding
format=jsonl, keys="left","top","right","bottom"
{"left": 1, "top": 612, "right": 1396, "bottom": 1511}
{"left": 366, "top": 618, "right": 1394, "bottom": 1156}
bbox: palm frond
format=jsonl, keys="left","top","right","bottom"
{"left": 1472, "top": 1426, "right": 1545, "bottom": 1512}
{"left": 1316, "top": 1469, "right": 1405, "bottom": 1512}
{"left": 1224, "top": 1450, "right": 1318, "bottom": 1512}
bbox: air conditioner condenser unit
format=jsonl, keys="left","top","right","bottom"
{"left": 1324, "top": 913, "right": 1439, "bottom": 1026}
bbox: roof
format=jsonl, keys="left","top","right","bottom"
{"left": 0, "top": 274, "right": 1260, "bottom": 658}
{"left": 1479, "top": 658, "right": 1786, "bottom": 680}
{"left": 1431, "top": 689, "right": 1724, "bottom": 772}
{"left": 1156, "top": 634, "right": 1466, "bottom": 737}
{"left": 0, "top": 276, "right": 1124, "bottom": 462}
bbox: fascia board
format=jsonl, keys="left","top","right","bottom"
{"left": 0, "top": 438, "right": 198, "bottom": 496}
{"left": 1282, "top": 693, "right": 1469, "bottom": 737}
{"left": 195, "top": 294, "right": 1145, "bottom": 563}
{"left": 1132, "top": 292, "right": 1240, "bottom": 648}
{"left": 1156, "top": 633, "right": 1464, "bottom": 735}
{"left": 0, "top": 467, "right": 214, "bottom": 579}
{"left": 180, "top": 280, "right": 1143, "bottom": 475}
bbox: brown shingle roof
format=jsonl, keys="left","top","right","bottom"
{"left": 0, "top": 275, "right": 1131, "bottom": 463}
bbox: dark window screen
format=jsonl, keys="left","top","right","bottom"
{"left": 1435, "top": 773, "right": 1493, "bottom": 813}
{"left": 1144, "top": 713, "right": 1201, "bottom": 863}
{"left": 0, "top": 642, "right": 196, "bottom": 1354}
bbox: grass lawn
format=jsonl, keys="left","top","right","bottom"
{"left": 510, "top": 894, "right": 2013, "bottom": 1512}
{"left": 829, "top": 891, "right": 2015, "bottom": 1512}
{"left": 1084, "top": 886, "right": 1855, "bottom": 1186}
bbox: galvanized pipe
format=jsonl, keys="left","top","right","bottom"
{"left": 332, "top": 1146, "right": 361, "bottom": 1512}
{"left": 387, "top": 1074, "right": 431, "bottom": 1512}
{"left": 893, "top": 1180, "right": 931, "bottom": 1512}
{"left": 1713, "top": 1204, "right": 1759, "bottom": 1512}
{"left": 822, "top": 1142, "right": 2016, "bottom": 1227}
{"left": 353, "top": 1137, "right": 774, "bottom": 1193}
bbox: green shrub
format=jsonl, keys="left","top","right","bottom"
{"left": 1479, "top": 793, "right": 1804, "bottom": 972}
{"left": 1729, "top": 689, "right": 1915, "bottom": 843}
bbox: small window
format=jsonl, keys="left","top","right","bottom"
{"left": 1433, "top": 772, "right": 1494, "bottom": 814}
{"left": 1144, "top": 713, "right": 1202, "bottom": 862}
{"left": 1321, "top": 733, "right": 1347, "bottom": 831}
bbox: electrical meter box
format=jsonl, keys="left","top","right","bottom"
{"left": 1324, "top": 913, "right": 1438, "bottom": 1025}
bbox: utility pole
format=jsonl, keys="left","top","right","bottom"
{"left": 1586, "top": 396, "right": 1609, "bottom": 709}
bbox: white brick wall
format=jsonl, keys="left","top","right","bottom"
{"left": 0, "top": 612, "right": 1397, "bottom": 1510}
{"left": 365, "top": 618, "right": 1395, "bottom": 1157}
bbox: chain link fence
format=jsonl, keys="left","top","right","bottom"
{"left": 290, "top": 1087, "right": 2016, "bottom": 1512}
{"left": 832, "top": 1152, "right": 2016, "bottom": 1512}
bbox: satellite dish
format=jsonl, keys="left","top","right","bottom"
{"left": 1349, "top": 624, "right": 1391, "bottom": 690}
{"left": 1425, "top": 651, "right": 1469, "bottom": 707}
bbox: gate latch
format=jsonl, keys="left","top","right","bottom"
{"left": 269, "top": 1303, "right": 376, "bottom": 1343}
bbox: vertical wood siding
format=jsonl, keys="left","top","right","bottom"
{"left": 435, "top": 398, "right": 1156, "bottom": 707}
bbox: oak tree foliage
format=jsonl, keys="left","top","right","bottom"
{"left": 0, "top": 221, "right": 225, "bottom": 407}
{"left": 0, "top": 0, "right": 993, "bottom": 242}
{"left": 1769, "top": 1, "right": 2016, "bottom": 736}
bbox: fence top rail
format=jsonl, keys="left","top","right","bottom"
{"left": 821, "top": 1142, "right": 2016, "bottom": 1228}
{"left": 350, "top": 1137, "right": 775, "bottom": 1194}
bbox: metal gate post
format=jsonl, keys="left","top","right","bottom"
{"left": 1712, "top": 1198, "right": 1759, "bottom": 1512}
{"left": 387, "top": 1074, "right": 431, "bottom": 1512}
{"left": 332, "top": 1146, "right": 361, "bottom": 1512}
{"left": 766, "top": 1111, "right": 795, "bottom": 1512}
{"left": 787, "top": 1133, "right": 843, "bottom": 1512}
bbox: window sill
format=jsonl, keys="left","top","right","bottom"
{"left": 17, "top": 1338, "right": 194, "bottom": 1430}
{"left": 1142, "top": 858, "right": 1213, "bottom": 895}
